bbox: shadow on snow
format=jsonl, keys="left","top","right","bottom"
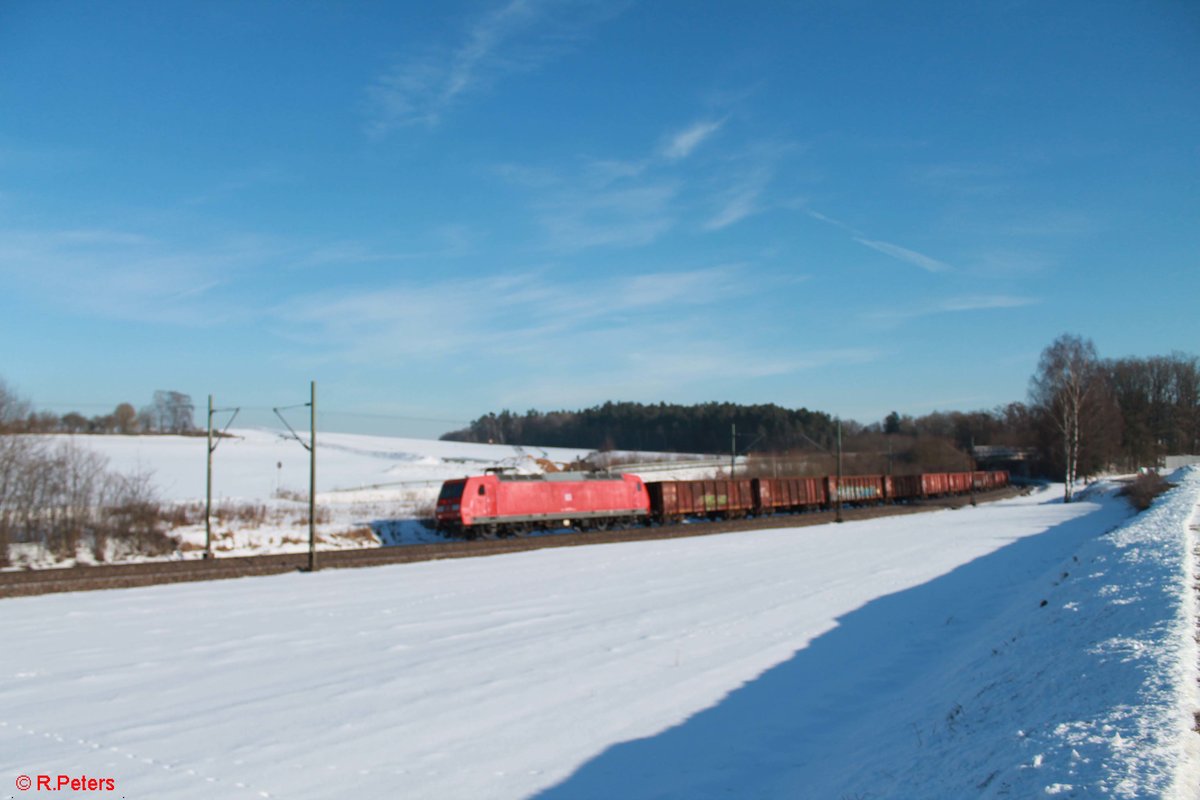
{"left": 529, "top": 494, "right": 1130, "bottom": 800}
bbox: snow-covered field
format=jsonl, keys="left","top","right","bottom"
{"left": 2, "top": 469, "right": 1197, "bottom": 798}
{"left": 10, "top": 430, "right": 724, "bottom": 565}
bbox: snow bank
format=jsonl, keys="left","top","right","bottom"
{"left": 1, "top": 478, "right": 1196, "bottom": 799}
{"left": 900, "top": 467, "right": 1200, "bottom": 799}
{"left": 533, "top": 472, "right": 1200, "bottom": 799}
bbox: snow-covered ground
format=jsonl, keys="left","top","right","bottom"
{"left": 9, "top": 430, "right": 724, "bottom": 565}
{"left": 2, "top": 470, "right": 1197, "bottom": 798}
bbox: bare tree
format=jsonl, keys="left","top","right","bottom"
{"left": 0, "top": 435, "right": 39, "bottom": 566}
{"left": 152, "top": 390, "right": 195, "bottom": 434}
{"left": 136, "top": 406, "right": 157, "bottom": 433}
{"left": 0, "top": 436, "right": 172, "bottom": 564}
{"left": 1101, "top": 352, "right": 1200, "bottom": 468}
{"left": 0, "top": 379, "right": 31, "bottom": 433}
{"left": 1168, "top": 353, "right": 1200, "bottom": 454}
{"left": 113, "top": 402, "right": 138, "bottom": 434}
{"left": 1030, "top": 334, "right": 1101, "bottom": 502}
{"left": 60, "top": 412, "right": 88, "bottom": 433}
{"left": 27, "top": 411, "right": 59, "bottom": 433}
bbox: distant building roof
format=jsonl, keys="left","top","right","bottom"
{"left": 1164, "top": 454, "right": 1200, "bottom": 470}
{"left": 971, "top": 445, "right": 1034, "bottom": 462}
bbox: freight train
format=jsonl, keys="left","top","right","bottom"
{"left": 434, "top": 469, "right": 1010, "bottom": 538}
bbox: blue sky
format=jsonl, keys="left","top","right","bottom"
{"left": 2, "top": 1, "right": 1197, "bottom": 438}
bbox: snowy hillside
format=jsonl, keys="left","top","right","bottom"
{"left": 2, "top": 471, "right": 1197, "bottom": 798}
{"left": 75, "top": 429, "right": 597, "bottom": 502}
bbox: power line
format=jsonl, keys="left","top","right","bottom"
{"left": 192, "top": 405, "right": 470, "bottom": 426}
{"left": 272, "top": 403, "right": 313, "bottom": 452}
{"left": 24, "top": 400, "right": 470, "bottom": 426}
{"left": 32, "top": 401, "right": 132, "bottom": 411}
{"left": 314, "top": 409, "right": 471, "bottom": 425}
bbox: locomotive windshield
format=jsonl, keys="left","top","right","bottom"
{"left": 438, "top": 481, "right": 465, "bottom": 501}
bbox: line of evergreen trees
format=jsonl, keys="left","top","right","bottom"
{"left": 441, "top": 349, "right": 1200, "bottom": 481}
{"left": 440, "top": 401, "right": 840, "bottom": 455}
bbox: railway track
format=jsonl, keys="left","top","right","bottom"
{"left": 0, "top": 487, "right": 1023, "bottom": 598}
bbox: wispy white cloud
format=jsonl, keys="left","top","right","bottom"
{"left": 270, "top": 263, "right": 840, "bottom": 411}
{"left": 0, "top": 223, "right": 483, "bottom": 328}
{"left": 0, "top": 228, "right": 257, "bottom": 325}
{"left": 978, "top": 209, "right": 1097, "bottom": 239}
{"left": 705, "top": 169, "right": 770, "bottom": 231}
{"left": 908, "top": 161, "right": 1011, "bottom": 198}
{"left": 539, "top": 182, "right": 679, "bottom": 251}
{"left": 660, "top": 119, "right": 724, "bottom": 161}
{"left": 52, "top": 228, "right": 154, "bottom": 247}
{"left": 801, "top": 208, "right": 857, "bottom": 234}
{"left": 292, "top": 225, "right": 476, "bottom": 268}
{"left": 620, "top": 265, "right": 748, "bottom": 307}
{"left": 700, "top": 139, "right": 802, "bottom": 232}
{"left": 179, "top": 164, "right": 297, "bottom": 208}
{"left": 273, "top": 265, "right": 756, "bottom": 363}
{"left": 495, "top": 152, "right": 679, "bottom": 252}
{"left": 366, "top": 0, "right": 623, "bottom": 134}
{"left": 854, "top": 237, "right": 951, "bottom": 273}
{"left": 500, "top": 345, "right": 879, "bottom": 411}
{"left": 968, "top": 249, "right": 1057, "bottom": 276}
{"left": 935, "top": 295, "right": 1038, "bottom": 313}
{"left": 367, "top": 0, "right": 539, "bottom": 132}
{"left": 705, "top": 188, "right": 759, "bottom": 231}
{"left": 862, "top": 294, "right": 1040, "bottom": 326}
{"left": 802, "top": 206, "right": 954, "bottom": 273}
{"left": 496, "top": 117, "right": 791, "bottom": 247}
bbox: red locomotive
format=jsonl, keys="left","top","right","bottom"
{"left": 435, "top": 472, "right": 649, "bottom": 537}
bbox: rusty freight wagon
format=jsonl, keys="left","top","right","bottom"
{"left": 647, "top": 479, "right": 755, "bottom": 522}
{"left": 826, "top": 474, "right": 888, "bottom": 505}
{"left": 753, "top": 476, "right": 827, "bottom": 514}
{"left": 980, "top": 470, "right": 1010, "bottom": 490}
{"left": 888, "top": 474, "right": 925, "bottom": 501}
{"left": 920, "top": 472, "right": 952, "bottom": 497}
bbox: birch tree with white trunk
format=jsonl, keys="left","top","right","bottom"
{"left": 1030, "top": 334, "right": 1100, "bottom": 503}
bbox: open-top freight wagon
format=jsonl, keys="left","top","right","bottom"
{"left": 646, "top": 479, "right": 755, "bottom": 522}
{"left": 888, "top": 470, "right": 1011, "bottom": 500}
{"left": 753, "top": 476, "right": 827, "bottom": 514}
{"left": 663, "top": 474, "right": 892, "bottom": 521}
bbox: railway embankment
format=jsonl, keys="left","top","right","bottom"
{"left": 0, "top": 486, "right": 1022, "bottom": 598}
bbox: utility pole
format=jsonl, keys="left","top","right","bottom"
{"left": 309, "top": 380, "right": 317, "bottom": 573}
{"left": 794, "top": 422, "right": 842, "bottom": 520}
{"left": 205, "top": 394, "right": 239, "bottom": 560}
{"left": 730, "top": 423, "right": 736, "bottom": 478}
{"left": 969, "top": 436, "right": 977, "bottom": 507}
{"left": 835, "top": 417, "right": 844, "bottom": 523}
{"left": 272, "top": 382, "right": 318, "bottom": 572}
{"left": 206, "top": 394, "right": 213, "bottom": 559}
